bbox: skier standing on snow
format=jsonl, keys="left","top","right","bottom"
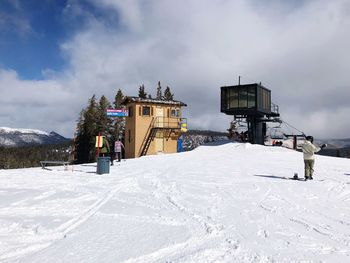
{"left": 114, "top": 138, "right": 125, "bottom": 162}
{"left": 299, "top": 136, "right": 326, "bottom": 180}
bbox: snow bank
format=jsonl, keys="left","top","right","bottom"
{"left": 0, "top": 142, "right": 350, "bottom": 262}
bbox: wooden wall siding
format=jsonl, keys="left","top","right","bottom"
{"left": 124, "top": 102, "right": 182, "bottom": 158}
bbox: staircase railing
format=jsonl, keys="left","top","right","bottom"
{"left": 139, "top": 117, "right": 156, "bottom": 157}
{"left": 139, "top": 117, "right": 187, "bottom": 157}
{"left": 154, "top": 117, "right": 183, "bottom": 129}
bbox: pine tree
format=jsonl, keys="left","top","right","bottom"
{"left": 114, "top": 89, "right": 124, "bottom": 108}
{"left": 156, "top": 81, "right": 163, "bottom": 100}
{"left": 74, "top": 92, "right": 129, "bottom": 164}
{"left": 112, "top": 89, "right": 126, "bottom": 143}
{"left": 138, "top": 84, "right": 147, "bottom": 99}
{"left": 96, "top": 96, "right": 114, "bottom": 156}
{"left": 76, "top": 95, "right": 99, "bottom": 163}
{"left": 96, "top": 95, "right": 112, "bottom": 133}
{"left": 84, "top": 95, "right": 98, "bottom": 133}
{"left": 164, "top": 86, "right": 174, "bottom": 100}
{"left": 73, "top": 109, "right": 86, "bottom": 163}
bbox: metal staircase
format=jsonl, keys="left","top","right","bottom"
{"left": 139, "top": 117, "right": 186, "bottom": 157}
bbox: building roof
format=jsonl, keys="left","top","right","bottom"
{"left": 122, "top": 96, "right": 187, "bottom": 107}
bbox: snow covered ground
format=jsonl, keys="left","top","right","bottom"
{"left": 1, "top": 141, "right": 350, "bottom": 262}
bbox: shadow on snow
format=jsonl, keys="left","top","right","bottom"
{"left": 253, "top": 174, "right": 304, "bottom": 181}
{"left": 254, "top": 174, "right": 288, "bottom": 180}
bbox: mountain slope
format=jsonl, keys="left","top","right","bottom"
{"left": 0, "top": 142, "right": 350, "bottom": 262}
{"left": 0, "top": 127, "right": 70, "bottom": 147}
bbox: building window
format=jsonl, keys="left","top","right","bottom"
{"left": 221, "top": 89, "right": 227, "bottom": 110}
{"left": 142, "top": 106, "right": 151, "bottom": 116}
{"left": 171, "top": 108, "right": 180, "bottom": 118}
{"left": 238, "top": 88, "right": 248, "bottom": 108}
{"left": 128, "top": 106, "right": 133, "bottom": 117}
{"left": 229, "top": 89, "right": 239, "bottom": 108}
{"left": 247, "top": 87, "right": 256, "bottom": 108}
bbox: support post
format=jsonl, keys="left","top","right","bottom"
{"left": 97, "top": 132, "right": 101, "bottom": 157}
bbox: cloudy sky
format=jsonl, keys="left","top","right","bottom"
{"left": 0, "top": 0, "right": 349, "bottom": 139}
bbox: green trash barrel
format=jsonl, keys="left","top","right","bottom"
{"left": 97, "top": 157, "right": 110, "bottom": 174}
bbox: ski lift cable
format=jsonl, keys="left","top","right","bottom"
{"left": 277, "top": 122, "right": 292, "bottom": 138}
{"left": 280, "top": 119, "right": 305, "bottom": 136}
{"left": 281, "top": 120, "right": 301, "bottom": 134}
{"left": 281, "top": 122, "right": 292, "bottom": 135}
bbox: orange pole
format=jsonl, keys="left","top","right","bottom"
{"left": 97, "top": 132, "right": 101, "bottom": 158}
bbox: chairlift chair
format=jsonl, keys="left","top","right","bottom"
{"left": 269, "top": 125, "right": 285, "bottom": 140}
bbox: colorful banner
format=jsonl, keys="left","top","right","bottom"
{"left": 106, "top": 109, "right": 128, "bottom": 117}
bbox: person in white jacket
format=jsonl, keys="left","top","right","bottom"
{"left": 299, "top": 136, "right": 326, "bottom": 180}
{"left": 114, "top": 139, "right": 125, "bottom": 162}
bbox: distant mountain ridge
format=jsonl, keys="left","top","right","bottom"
{"left": 0, "top": 127, "right": 71, "bottom": 147}
{"left": 314, "top": 138, "right": 350, "bottom": 149}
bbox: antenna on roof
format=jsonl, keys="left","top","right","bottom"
{"left": 238, "top": 76, "right": 241, "bottom": 85}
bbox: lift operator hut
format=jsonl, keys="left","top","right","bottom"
{"left": 220, "top": 83, "right": 280, "bottom": 145}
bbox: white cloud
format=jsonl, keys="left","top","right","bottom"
{"left": 0, "top": 69, "right": 80, "bottom": 136}
{"left": 0, "top": 13, "right": 31, "bottom": 36}
{"left": 1, "top": 0, "right": 350, "bottom": 138}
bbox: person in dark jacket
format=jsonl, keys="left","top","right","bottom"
{"left": 100, "top": 136, "right": 115, "bottom": 166}
{"left": 99, "top": 136, "right": 111, "bottom": 157}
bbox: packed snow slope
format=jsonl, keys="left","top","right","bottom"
{"left": 1, "top": 142, "right": 350, "bottom": 262}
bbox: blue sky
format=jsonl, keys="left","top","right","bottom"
{"left": 1, "top": 0, "right": 350, "bottom": 138}
{"left": 0, "top": 0, "right": 304, "bottom": 80}
{"left": 0, "top": 0, "right": 118, "bottom": 79}
{"left": 0, "top": 0, "right": 68, "bottom": 79}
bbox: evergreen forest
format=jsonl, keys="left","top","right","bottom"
{"left": 0, "top": 142, "right": 73, "bottom": 169}
{"left": 73, "top": 89, "right": 125, "bottom": 164}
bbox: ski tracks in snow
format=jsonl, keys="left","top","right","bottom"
{"left": 0, "top": 177, "right": 136, "bottom": 262}
{"left": 249, "top": 177, "right": 350, "bottom": 259}
{"left": 148, "top": 174, "right": 224, "bottom": 236}
{"left": 56, "top": 178, "right": 135, "bottom": 236}
{"left": 123, "top": 174, "right": 242, "bottom": 263}
{"left": 2, "top": 144, "right": 350, "bottom": 262}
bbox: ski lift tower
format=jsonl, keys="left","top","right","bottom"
{"left": 220, "top": 83, "right": 280, "bottom": 145}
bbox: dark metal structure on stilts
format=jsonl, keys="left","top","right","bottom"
{"left": 220, "top": 83, "right": 280, "bottom": 145}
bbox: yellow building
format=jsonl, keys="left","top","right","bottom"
{"left": 121, "top": 96, "right": 187, "bottom": 158}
